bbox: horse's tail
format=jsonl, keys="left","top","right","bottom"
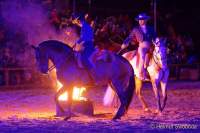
{"left": 125, "top": 68, "right": 135, "bottom": 110}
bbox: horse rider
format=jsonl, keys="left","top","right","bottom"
{"left": 71, "top": 13, "right": 95, "bottom": 71}
{"left": 121, "top": 13, "right": 157, "bottom": 80}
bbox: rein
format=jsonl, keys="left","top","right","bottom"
{"left": 153, "top": 50, "right": 161, "bottom": 69}
{"left": 152, "top": 46, "right": 167, "bottom": 70}
{"left": 152, "top": 49, "right": 164, "bottom": 80}
{"left": 48, "top": 65, "right": 56, "bottom": 72}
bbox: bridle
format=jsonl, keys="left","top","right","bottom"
{"left": 152, "top": 40, "right": 167, "bottom": 69}
{"left": 48, "top": 65, "right": 56, "bottom": 72}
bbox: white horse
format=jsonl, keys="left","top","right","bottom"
{"left": 104, "top": 38, "right": 169, "bottom": 113}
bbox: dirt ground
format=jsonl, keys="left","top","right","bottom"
{"left": 0, "top": 81, "right": 200, "bottom": 132}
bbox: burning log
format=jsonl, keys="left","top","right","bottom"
{"left": 56, "top": 100, "right": 94, "bottom": 117}
{"left": 56, "top": 81, "right": 94, "bottom": 116}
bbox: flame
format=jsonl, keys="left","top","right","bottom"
{"left": 73, "top": 86, "right": 87, "bottom": 101}
{"left": 48, "top": 66, "right": 87, "bottom": 101}
{"left": 57, "top": 80, "right": 87, "bottom": 101}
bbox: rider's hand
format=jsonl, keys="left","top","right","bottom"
{"left": 121, "top": 44, "right": 127, "bottom": 49}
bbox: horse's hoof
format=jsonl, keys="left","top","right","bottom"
{"left": 64, "top": 116, "right": 71, "bottom": 121}
{"left": 71, "top": 112, "right": 78, "bottom": 117}
{"left": 144, "top": 108, "right": 151, "bottom": 113}
{"left": 154, "top": 109, "right": 162, "bottom": 115}
{"left": 155, "top": 109, "right": 159, "bottom": 113}
{"left": 112, "top": 115, "right": 121, "bottom": 121}
{"left": 160, "top": 107, "right": 164, "bottom": 112}
{"left": 157, "top": 111, "right": 162, "bottom": 116}
{"left": 112, "top": 117, "right": 121, "bottom": 121}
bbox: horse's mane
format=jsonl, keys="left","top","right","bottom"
{"left": 38, "top": 40, "right": 73, "bottom": 53}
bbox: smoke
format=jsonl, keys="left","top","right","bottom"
{"left": 0, "top": 0, "right": 78, "bottom": 67}
{"left": 1, "top": 0, "right": 61, "bottom": 45}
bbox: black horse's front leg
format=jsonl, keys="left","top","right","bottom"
{"left": 64, "top": 87, "right": 73, "bottom": 120}
{"left": 55, "top": 87, "right": 66, "bottom": 115}
{"left": 55, "top": 86, "right": 74, "bottom": 120}
{"left": 110, "top": 81, "right": 127, "bottom": 120}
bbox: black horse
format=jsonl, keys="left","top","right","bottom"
{"left": 32, "top": 40, "right": 135, "bottom": 120}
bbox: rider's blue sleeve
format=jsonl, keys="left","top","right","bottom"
{"left": 76, "top": 38, "right": 83, "bottom": 44}
{"left": 123, "top": 28, "right": 135, "bottom": 45}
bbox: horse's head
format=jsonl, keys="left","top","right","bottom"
{"left": 153, "top": 37, "right": 167, "bottom": 47}
{"left": 152, "top": 37, "right": 167, "bottom": 53}
{"left": 152, "top": 37, "right": 168, "bottom": 68}
{"left": 31, "top": 45, "right": 49, "bottom": 74}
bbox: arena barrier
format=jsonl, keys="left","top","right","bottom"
{"left": 169, "top": 63, "right": 200, "bottom": 81}
{"left": 0, "top": 63, "right": 199, "bottom": 88}
{"left": 0, "top": 67, "right": 52, "bottom": 89}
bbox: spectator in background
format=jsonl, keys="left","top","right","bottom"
{"left": 0, "top": 47, "right": 16, "bottom": 67}
{"left": 0, "top": 29, "right": 5, "bottom": 44}
{"left": 183, "top": 35, "right": 197, "bottom": 64}
{"left": 49, "top": 8, "right": 61, "bottom": 30}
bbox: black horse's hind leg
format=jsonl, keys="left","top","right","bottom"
{"left": 113, "top": 103, "right": 126, "bottom": 120}
{"left": 125, "top": 75, "right": 134, "bottom": 111}
{"left": 110, "top": 81, "right": 127, "bottom": 120}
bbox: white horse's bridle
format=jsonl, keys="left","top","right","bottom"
{"left": 152, "top": 39, "right": 167, "bottom": 69}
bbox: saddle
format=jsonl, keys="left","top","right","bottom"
{"left": 75, "top": 48, "right": 114, "bottom": 69}
{"left": 123, "top": 50, "right": 151, "bottom": 81}
{"left": 74, "top": 49, "right": 115, "bottom": 86}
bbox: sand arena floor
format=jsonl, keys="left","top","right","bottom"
{"left": 0, "top": 81, "right": 200, "bottom": 132}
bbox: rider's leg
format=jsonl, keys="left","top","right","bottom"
{"left": 143, "top": 53, "right": 151, "bottom": 80}
{"left": 81, "top": 50, "right": 92, "bottom": 70}
{"left": 145, "top": 45, "right": 153, "bottom": 69}
{"left": 81, "top": 42, "right": 95, "bottom": 70}
{"left": 138, "top": 47, "right": 145, "bottom": 79}
{"left": 138, "top": 41, "right": 151, "bottom": 80}
{"left": 144, "top": 53, "right": 150, "bottom": 69}
{"left": 81, "top": 43, "right": 96, "bottom": 84}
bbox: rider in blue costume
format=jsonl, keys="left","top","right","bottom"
{"left": 72, "top": 13, "right": 95, "bottom": 70}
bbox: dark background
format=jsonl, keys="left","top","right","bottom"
{"left": 74, "top": 0, "right": 200, "bottom": 55}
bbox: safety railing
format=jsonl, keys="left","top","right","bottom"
{"left": 0, "top": 63, "right": 199, "bottom": 89}
{"left": 0, "top": 67, "right": 51, "bottom": 89}
{"left": 169, "top": 63, "right": 200, "bottom": 81}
